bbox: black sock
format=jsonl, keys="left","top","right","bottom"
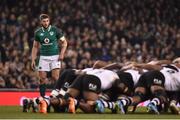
{"left": 39, "top": 84, "right": 46, "bottom": 97}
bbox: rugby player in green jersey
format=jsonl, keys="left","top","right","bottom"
{"left": 31, "top": 14, "right": 67, "bottom": 98}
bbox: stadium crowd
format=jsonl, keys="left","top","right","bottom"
{"left": 0, "top": 0, "right": 180, "bottom": 89}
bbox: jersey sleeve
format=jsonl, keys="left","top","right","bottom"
{"left": 56, "top": 27, "right": 65, "bottom": 41}
{"left": 34, "top": 31, "right": 40, "bottom": 42}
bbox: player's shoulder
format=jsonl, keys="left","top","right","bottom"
{"left": 51, "top": 25, "right": 58, "bottom": 30}
{"left": 34, "top": 27, "right": 42, "bottom": 34}
{"left": 51, "top": 25, "right": 62, "bottom": 31}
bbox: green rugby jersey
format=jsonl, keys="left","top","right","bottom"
{"left": 34, "top": 25, "right": 64, "bottom": 56}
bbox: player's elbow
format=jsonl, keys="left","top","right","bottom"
{"left": 61, "top": 39, "right": 68, "bottom": 47}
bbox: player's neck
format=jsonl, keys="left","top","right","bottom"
{"left": 42, "top": 25, "right": 51, "bottom": 32}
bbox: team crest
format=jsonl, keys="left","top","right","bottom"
{"left": 44, "top": 38, "right": 50, "bottom": 43}
{"left": 40, "top": 33, "right": 44, "bottom": 36}
{"left": 50, "top": 31, "right": 54, "bottom": 36}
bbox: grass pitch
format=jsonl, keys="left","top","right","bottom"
{"left": 0, "top": 106, "right": 179, "bottom": 119}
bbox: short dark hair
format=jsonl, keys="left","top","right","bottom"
{"left": 39, "top": 14, "right": 50, "bottom": 21}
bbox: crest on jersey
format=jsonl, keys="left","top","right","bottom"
{"left": 40, "top": 33, "right": 44, "bottom": 36}
{"left": 44, "top": 38, "right": 50, "bottom": 43}
{"left": 50, "top": 31, "right": 54, "bottom": 36}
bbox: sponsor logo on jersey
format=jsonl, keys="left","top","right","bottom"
{"left": 89, "top": 83, "right": 97, "bottom": 91}
{"left": 49, "top": 31, "right": 54, "bottom": 36}
{"left": 153, "top": 78, "right": 162, "bottom": 85}
{"left": 64, "top": 82, "right": 69, "bottom": 88}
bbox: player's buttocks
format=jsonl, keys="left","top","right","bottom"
{"left": 83, "top": 75, "right": 101, "bottom": 93}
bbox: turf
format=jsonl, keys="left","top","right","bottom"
{"left": 0, "top": 106, "right": 179, "bottom": 119}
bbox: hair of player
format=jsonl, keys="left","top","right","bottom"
{"left": 39, "top": 14, "right": 50, "bottom": 21}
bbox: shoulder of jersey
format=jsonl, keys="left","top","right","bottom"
{"left": 34, "top": 27, "right": 42, "bottom": 33}
{"left": 52, "top": 25, "right": 62, "bottom": 31}
{"left": 51, "top": 25, "right": 58, "bottom": 30}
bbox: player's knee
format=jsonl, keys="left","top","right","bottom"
{"left": 133, "top": 87, "right": 146, "bottom": 103}
{"left": 152, "top": 89, "right": 167, "bottom": 103}
{"left": 116, "top": 82, "right": 127, "bottom": 93}
{"left": 134, "top": 92, "right": 146, "bottom": 101}
{"left": 52, "top": 75, "right": 59, "bottom": 81}
{"left": 50, "top": 98, "right": 60, "bottom": 106}
{"left": 39, "top": 78, "right": 47, "bottom": 84}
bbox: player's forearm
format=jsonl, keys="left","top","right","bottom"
{"left": 102, "top": 63, "right": 123, "bottom": 70}
{"left": 135, "top": 64, "right": 162, "bottom": 71}
{"left": 156, "top": 60, "right": 172, "bottom": 65}
{"left": 93, "top": 60, "right": 108, "bottom": 69}
{"left": 31, "top": 47, "right": 38, "bottom": 61}
{"left": 60, "top": 40, "right": 67, "bottom": 56}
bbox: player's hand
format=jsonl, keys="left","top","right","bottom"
{"left": 31, "top": 60, "right": 36, "bottom": 70}
{"left": 58, "top": 54, "right": 64, "bottom": 61}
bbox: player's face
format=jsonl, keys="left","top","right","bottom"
{"left": 174, "top": 62, "right": 180, "bottom": 68}
{"left": 40, "top": 18, "right": 50, "bottom": 28}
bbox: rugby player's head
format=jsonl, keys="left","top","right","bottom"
{"left": 173, "top": 57, "right": 180, "bottom": 64}
{"left": 39, "top": 14, "right": 50, "bottom": 29}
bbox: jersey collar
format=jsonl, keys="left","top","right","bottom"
{"left": 41, "top": 25, "right": 51, "bottom": 32}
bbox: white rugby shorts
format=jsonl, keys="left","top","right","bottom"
{"left": 38, "top": 55, "right": 61, "bottom": 71}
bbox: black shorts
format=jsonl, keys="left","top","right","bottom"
{"left": 136, "top": 70, "right": 165, "bottom": 88}
{"left": 70, "top": 74, "right": 101, "bottom": 94}
{"left": 62, "top": 69, "right": 78, "bottom": 91}
{"left": 116, "top": 71, "right": 134, "bottom": 92}
{"left": 55, "top": 69, "right": 77, "bottom": 90}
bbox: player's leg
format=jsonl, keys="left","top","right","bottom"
{"left": 116, "top": 72, "right": 149, "bottom": 114}
{"left": 95, "top": 89, "right": 119, "bottom": 113}
{"left": 147, "top": 70, "right": 166, "bottom": 114}
{"left": 50, "top": 68, "right": 60, "bottom": 98}
{"left": 22, "top": 97, "right": 32, "bottom": 112}
{"left": 38, "top": 56, "right": 50, "bottom": 97}
{"left": 51, "top": 69, "right": 78, "bottom": 98}
{"left": 50, "top": 57, "right": 61, "bottom": 82}
{"left": 37, "top": 56, "right": 51, "bottom": 113}
{"left": 80, "top": 75, "right": 101, "bottom": 113}
{"left": 51, "top": 69, "right": 60, "bottom": 82}
{"left": 148, "top": 86, "right": 166, "bottom": 114}
{"left": 39, "top": 71, "right": 48, "bottom": 97}
{"left": 80, "top": 91, "right": 99, "bottom": 113}
{"left": 53, "top": 69, "right": 67, "bottom": 90}
{"left": 50, "top": 96, "right": 67, "bottom": 113}
{"left": 53, "top": 69, "right": 76, "bottom": 90}
{"left": 168, "top": 91, "right": 180, "bottom": 114}
{"left": 116, "top": 71, "right": 134, "bottom": 95}
{"left": 60, "top": 75, "right": 85, "bottom": 113}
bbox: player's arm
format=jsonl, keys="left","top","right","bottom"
{"left": 133, "top": 63, "right": 163, "bottom": 71}
{"left": 56, "top": 27, "right": 68, "bottom": 61}
{"left": 101, "top": 62, "right": 124, "bottom": 70}
{"left": 92, "top": 60, "right": 109, "bottom": 69}
{"left": 31, "top": 40, "right": 40, "bottom": 70}
{"left": 59, "top": 36, "right": 67, "bottom": 61}
{"left": 148, "top": 60, "right": 172, "bottom": 65}
{"left": 93, "top": 60, "right": 123, "bottom": 70}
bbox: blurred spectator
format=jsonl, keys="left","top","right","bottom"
{"left": 0, "top": 77, "right": 5, "bottom": 88}
{"left": 0, "top": 0, "right": 180, "bottom": 89}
